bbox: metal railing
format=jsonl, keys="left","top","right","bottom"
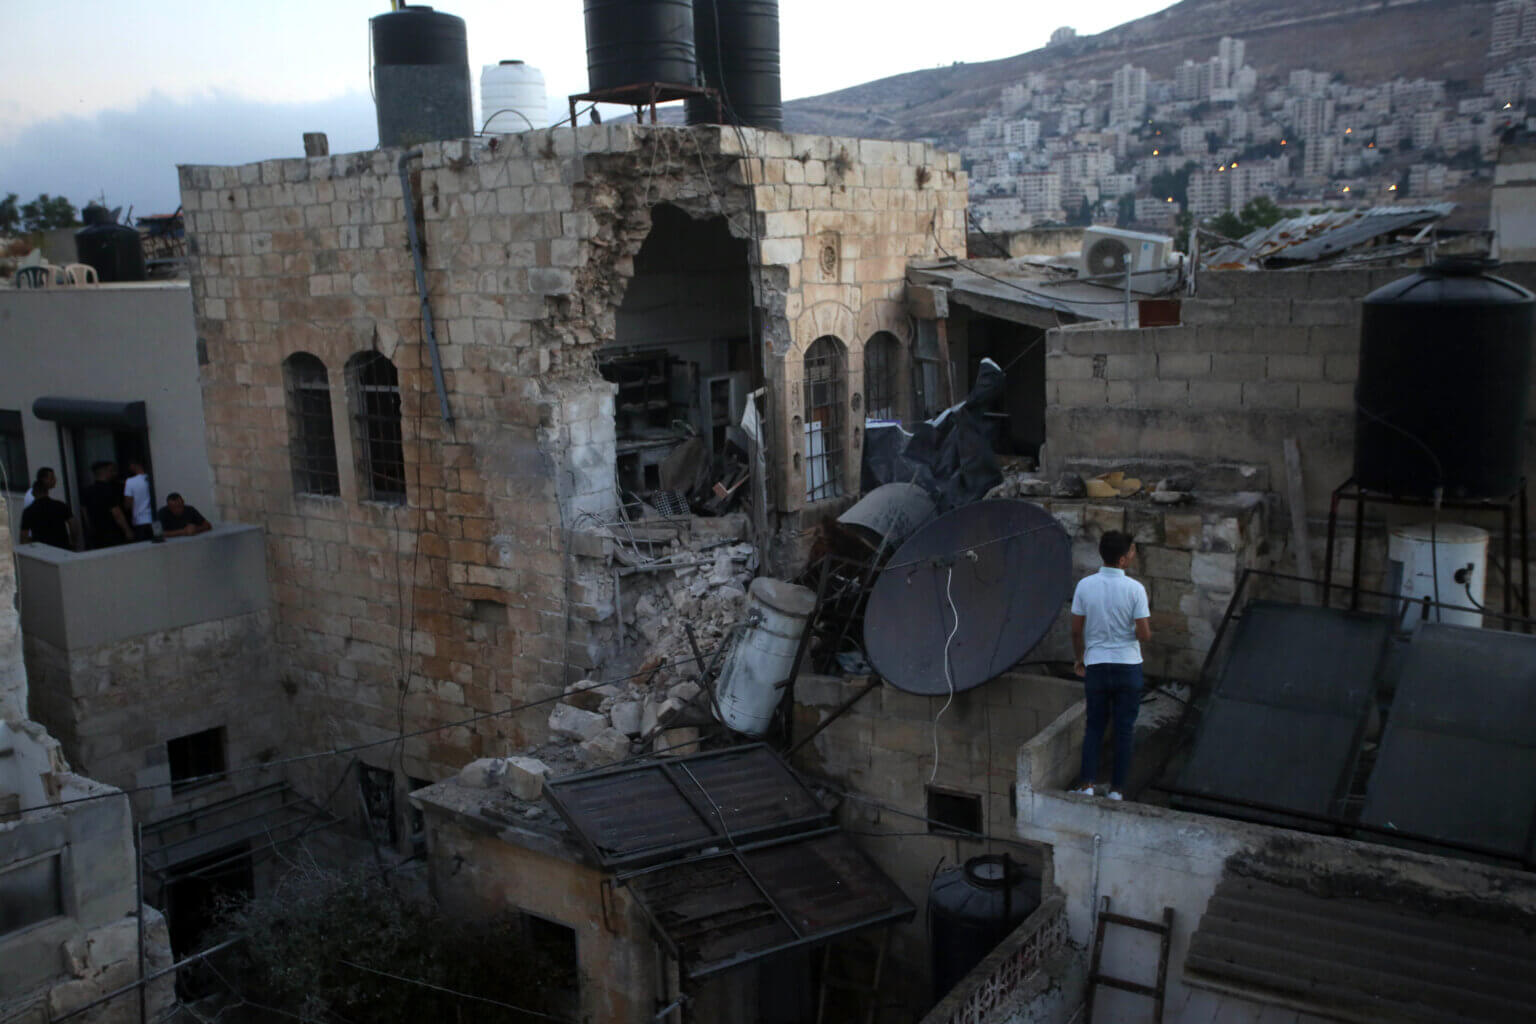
{"left": 919, "top": 894, "right": 1070, "bottom": 1024}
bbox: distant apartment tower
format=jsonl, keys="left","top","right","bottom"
{"left": 1304, "top": 137, "right": 1338, "bottom": 179}
{"left": 1409, "top": 162, "right": 1449, "bottom": 196}
{"left": 1050, "top": 26, "right": 1077, "bottom": 46}
{"left": 1289, "top": 69, "right": 1330, "bottom": 97}
{"left": 1112, "top": 64, "right": 1149, "bottom": 124}
{"left": 1006, "top": 118, "right": 1041, "bottom": 148}
{"left": 1219, "top": 36, "right": 1246, "bottom": 74}
{"left": 1487, "top": 65, "right": 1527, "bottom": 104}
{"left": 1413, "top": 109, "right": 1445, "bottom": 150}
{"left": 1491, "top": 1, "right": 1534, "bottom": 55}
{"left": 1295, "top": 97, "right": 1336, "bottom": 140}
{"left": 1019, "top": 170, "right": 1064, "bottom": 219}
{"left": 1179, "top": 124, "right": 1209, "bottom": 154}
{"left": 1187, "top": 170, "right": 1228, "bottom": 217}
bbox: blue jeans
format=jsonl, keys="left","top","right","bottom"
{"left": 1079, "top": 662, "right": 1143, "bottom": 792}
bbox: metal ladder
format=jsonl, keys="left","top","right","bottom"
{"left": 815, "top": 928, "right": 892, "bottom": 1024}
{"left": 1085, "top": 897, "right": 1174, "bottom": 1023}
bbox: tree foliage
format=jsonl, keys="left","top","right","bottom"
{"left": 1149, "top": 161, "right": 1199, "bottom": 209}
{"left": 216, "top": 869, "right": 576, "bottom": 1023}
{"left": 16, "top": 193, "right": 79, "bottom": 232}
{"left": 1206, "top": 197, "right": 1286, "bottom": 242}
{"left": 0, "top": 194, "right": 18, "bottom": 235}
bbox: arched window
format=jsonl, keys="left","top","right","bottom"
{"left": 803, "top": 336, "right": 846, "bottom": 502}
{"left": 283, "top": 353, "right": 340, "bottom": 496}
{"left": 347, "top": 352, "right": 405, "bottom": 504}
{"left": 864, "top": 332, "right": 900, "bottom": 422}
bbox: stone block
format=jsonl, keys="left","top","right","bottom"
{"left": 609, "top": 700, "right": 644, "bottom": 736}
{"left": 1192, "top": 551, "right": 1239, "bottom": 588}
{"left": 1082, "top": 505, "right": 1126, "bottom": 539}
{"left": 1241, "top": 381, "right": 1299, "bottom": 409}
{"left": 459, "top": 757, "right": 504, "bottom": 788}
{"left": 655, "top": 727, "right": 701, "bottom": 756}
{"left": 1300, "top": 382, "right": 1354, "bottom": 410}
{"left": 1187, "top": 380, "right": 1242, "bottom": 408}
{"left": 1060, "top": 328, "right": 1146, "bottom": 356}
{"left": 1045, "top": 354, "right": 1097, "bottom": 380}
{"left": 1104, "top": 353, "right": 1156, "bottom": 380}
{"left": 529, "top": 267, "right": 573, "bottom": 295}
{"left": 1164, "top": 513, "right": 1203, "bottom": 551}
{"left": 1055, "top": 379, "right": 1107, "bottom": 406}
{"left": 1309, "top": 325, "right": 1359, "bottom": 355}
{"left": 1134, "top": 380, "right": 1189, "bottom": 406}
{"left": 760, "top": 237, "right": 803, "bottom": 264}
{"left": 1125, "top": 507, "right": 1164, "bottom": 546}
{"left": 549, "top": 702, "right": 607, "bottom": 741}
{"left": 1290, "top": 298, "right": 1359, "bottom": 327}
{"left": 504, "top": 756, "right": 550, "bottom": 801}
{"left": 580, "top": 727, "right": 631, "bottom": 765}
{"left": 1141, "top": 545, "right": 1192, "bottom": 581}
{"left": 1178, "top": 299, "right": 1234, "bottom": 325}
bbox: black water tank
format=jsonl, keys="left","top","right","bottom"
{"left": 1355, "top": 258, "right": 1535, "bottom": 499}
{"left": 929, "top": 855, "right": 1041, "bottom": 1002}
{"left": 370, "top": 5, "right": 472, "bottom": 147}
{"left": 75, "top": 205, "right": 146, "bottom": 283}
{"left": 687, "top": 0, "right": 782, "bottom": 130}
{"left": 584, "top": 0, "right": 697, "bottom": 94}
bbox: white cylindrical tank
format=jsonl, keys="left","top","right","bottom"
{"left": 480, "top": 60, "right": 546, "bottom": 134}
{"left": 714, "top": 577, "right": 817, "bottom": 737}
{"left": 1388, "top": 522, "right": 1489, "bottom": 628}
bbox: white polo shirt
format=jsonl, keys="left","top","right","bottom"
{"left": 1071, "top": 567, "right": 1150, "bottom": 665}
{"left": 124, "top": 473, "right": 153, "bottom": 527}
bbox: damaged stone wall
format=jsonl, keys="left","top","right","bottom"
{"left": 0, "top": 497, "right": 175, "bottom": 1023}
{"left": 177, "top": 124, "right": 967, "bottom": 797}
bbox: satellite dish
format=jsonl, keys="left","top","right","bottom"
{"left": 864, "top": 500, "right": 1072, "bottom": 696}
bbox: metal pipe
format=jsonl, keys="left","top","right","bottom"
{"left": 397, "top": 149, "right": 454, "bottom": 426}
{"left": 135, "top": 821, "right": 146, "bottom": 1024}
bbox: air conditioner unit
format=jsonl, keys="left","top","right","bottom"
{"left": 1080, "top": 227, "right": 1173, "bottom": 290}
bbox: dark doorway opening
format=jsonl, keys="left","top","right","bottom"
{"left": 164, "top": 843, "right": 255, "bottom": 997}
{"left": 954, "top": 313, "right": 1046, "bottom": 463}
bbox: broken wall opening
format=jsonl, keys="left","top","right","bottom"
{"left": 947, "top": 308, "right": 1048, "bottom": 464}
{"left": 602, "top": 203, "right": 756, "bottom": 514}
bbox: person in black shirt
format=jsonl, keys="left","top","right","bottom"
{"left": 157, "top": 493, "right": 211, "bottom": 538}
{"left": 82, "top": 461, "right": 133, "bottom": 549}
{"left": 19, "top": 469, "right": 76, "bottom": 551}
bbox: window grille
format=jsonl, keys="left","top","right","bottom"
{"left": 803, "top": 336, "right": 846, "bottom": 503}
{"left": 348, "top": 352, "right": 406, "bottom": 504}
{"left": 864, "top": 332, "right": 900, "bottom": 421}
{"left": 283, "top": 354, "right": 340, "bottom": 496}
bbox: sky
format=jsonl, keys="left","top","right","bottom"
{"left": 0, "top": 0, "right": 1175, "bottom": 215}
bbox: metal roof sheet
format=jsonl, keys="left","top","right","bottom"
{"left": 1187, "top": 874, "right": 1536, "bottom": 1022}
{"left": 1204, "top": 204, "right": 1455, "bottom": 267}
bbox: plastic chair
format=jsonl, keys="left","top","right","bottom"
{"left": 13, "top": 266, "right": 51, "bottom": 288}
{"left": 63, "top": 263, "right": 98, "bottom": 285}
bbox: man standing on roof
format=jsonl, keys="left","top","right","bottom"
{"left": 1070, "top": 530, "right": 1152, "bottom": 801}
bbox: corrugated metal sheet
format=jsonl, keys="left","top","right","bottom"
{"left": 622, "top": 829, "right": 916, "bottom": 978}
{"left": 1204, "top": 204, "right": 1455, "bottom": 267}
{"left": 543, "top": 744, "right": 829, "bottom": 870}
{"left": 1187, "top": 874, "right": 1536, "bottom": 1022}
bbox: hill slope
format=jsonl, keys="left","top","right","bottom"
{"left": 783, "top": 0, "right": 1495, "bottom": 143}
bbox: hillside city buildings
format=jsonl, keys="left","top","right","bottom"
{"left": 968, "top": 9, "right": 1536, "bottom": 234}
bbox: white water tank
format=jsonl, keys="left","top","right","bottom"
{"left": 714, "top": 577, "right": 817, "bottom": 737}
{"left": 1388, "top": 522, "right": 1489, "bottom": 628}
{"left": 480, "top": 60, "right": 546, "bottom": 133}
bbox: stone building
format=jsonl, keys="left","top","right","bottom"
{"left": 176, "top": 123, "right": 967, "bottom": 828}
{"left": 0, "top": 496, "right": 175, "bottom": 1023}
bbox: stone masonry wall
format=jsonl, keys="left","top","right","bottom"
{"left": 24, "top": 608, "right": 281, "bottom": 822}
{"left": 1, "top": 497, "right": 24, "bottom": 722}
{"left": 792, "top": 670, "right": 1083, "bottom": 1007}
{"left": 178, "top": 125, "right": 968, "bottom": 791}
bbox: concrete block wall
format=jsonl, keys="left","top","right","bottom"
{"left": 178, "top": 125, "right": 967, "bottom": 785}
{"left": 1, "top": 497, "right": 25, "bottom": 722}
{"left": 1044, "top": 266, "right": 1536, "bottom": 600}
{"left": 792, "top": 670, "right": 1082, "bottom": 1003}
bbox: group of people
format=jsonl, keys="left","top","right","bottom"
{"left": 16, "top": 461, "right": 210, "bottom": 552}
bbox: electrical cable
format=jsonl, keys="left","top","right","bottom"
{"left": 2, "top": 651, "right": 716, "bottom": 821}
{"left": 929, "top": 566, "right": 959, "bottom": 785}
{"left": 337, "top": 959, "right": 580, "bottom": 1023}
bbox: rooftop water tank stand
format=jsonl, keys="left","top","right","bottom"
{"left": 1320, "top": 476, "right": 1529, "bottom": 625}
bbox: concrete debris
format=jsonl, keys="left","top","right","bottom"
{"left": 580, "top": 727, "right": 632, "bottom": 765}
{"left": 608, "top": 699, "right": 644, "bottom": 736}
{"left": 1054, "top": 473, "right": 1088, "bottom": 498}
{"left": 654, "top": 727, "right": 701, "bottom": 756}
{"left": 549, "top": 703, "right": 608, "bottom": 742}
{"left": 504, "top": 756, "right": 550, "bottom": 801}
{"left": 562, "top": 680, "right": 609, "bottom": 712}
{"left": 668, "top": 681, "right": 702, "bottom": 704}
{"left": 458, "top": 757, "right": 507, "bottom": 788}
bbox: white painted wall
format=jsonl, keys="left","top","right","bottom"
{"left": 0, "top": 282, "right": 212, "bottom": 531}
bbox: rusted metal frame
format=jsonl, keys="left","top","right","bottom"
{"left": 1261, "top": 568, "right": 1536, "bottom": 630}
{"left": 679, "top": 903, "right": 914, "bottom": 981}
{"left": 675, "top": 762, "right": 803, "bottom": 943}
